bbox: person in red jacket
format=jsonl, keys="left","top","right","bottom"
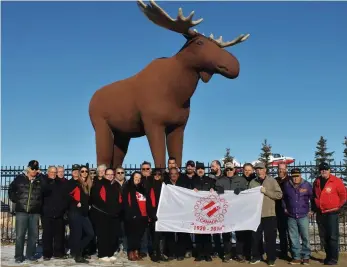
{"left": 90, "top": 168, "right": 123, "bottom": 262}
{"left": 312, "top": 162, "right": 346, "bottom": 265}
{"left": 123, "top": 171, "right": 155, "bottom": 261}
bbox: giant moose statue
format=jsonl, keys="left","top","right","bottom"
{"left": 89, "top": 0, "right": 250, "bottom": 168}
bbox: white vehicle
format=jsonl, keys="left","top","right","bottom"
{"left": 252, "top": 153, "right": 295, "bottom": 167}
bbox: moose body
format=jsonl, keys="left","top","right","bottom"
{"left": 89, "top": 0, "right": 249, "bottom": 168}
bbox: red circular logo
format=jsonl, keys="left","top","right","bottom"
{"left": 194, "top": 194, "right": 228, "bottom": 225}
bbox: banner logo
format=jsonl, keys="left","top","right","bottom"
{"left": 194, "top": 194, "right": 228, "bottom": 224}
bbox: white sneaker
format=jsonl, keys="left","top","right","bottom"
{"left": 109, "top": 256, "right": 117, "bottom": 261}
{"left": 99, "top": 257, "right": 111, "bottom": 262}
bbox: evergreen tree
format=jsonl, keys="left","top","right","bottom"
{"left": 314, "top": 136, "right": 335, "bottom": 165}
{"left": 259, "top": 139, "right": 272, "bottom": 167}
{"left": 222, "top": 148, "right": 234, "bottom": 165}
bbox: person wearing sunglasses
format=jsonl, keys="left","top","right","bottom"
{"left": 139, "top": 161, "right": 153, "bottom": 257}
{"left": 66, "top": 165, "right": 94, "bottom": 263}
{"left": 115, "top": 166, "right": 128, "bottom": 255}
{"left": 8, "top": 160, "right": 44, "bottom": 263}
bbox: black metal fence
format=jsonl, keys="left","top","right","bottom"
{"left": 1, "top": 162, "right": 347, "bottom": 251}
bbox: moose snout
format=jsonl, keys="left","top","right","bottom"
{"left": 216, "top": 55, "right": 240, "bottom": 79}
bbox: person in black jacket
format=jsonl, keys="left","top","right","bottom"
{"left": 147, "top": 169, "right": 168, "bottom": 263}
{"left": 164, "top": 167, "right": 192, "bottom": 261}
{"left": 66, "top": 165, "right": 94, "bottom": 263}
{"left": 8, "top": 160, "right": 43, "bottom": 263}
{"left": 123, "top": 171, "right": 155, "bottom": 261}
{"left": 41, "top": 166, "right": 69, "bottom": 260}
{"left": 192, "top": 162, "right": 216, "bottom": 262}
{"left": 90, "top": 168, "right": 123, "bottom": 262}
{"left": 214, "top": 162, "right": 250, "bottom": 262}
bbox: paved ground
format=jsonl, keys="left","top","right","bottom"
{"left": 1, "top": 246, "right": 346, "bottom": 267}
{"left": 136, "top": 251, "right": 347, "bottom": 267}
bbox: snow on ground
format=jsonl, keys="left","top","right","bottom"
{"left": 0, "top": 246, "right": 145, "bottom": 267}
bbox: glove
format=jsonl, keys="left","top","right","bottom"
{"left": 234, "top": 188, "right": 241, "bottom": 195}
{"left": 261, "top": 187, "right": 266, "bottom": 194}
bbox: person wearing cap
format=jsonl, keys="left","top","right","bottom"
{"left": 312, "top": 162, "right": 346, "bottom": 265}
{"left": 8, "top": 160, "right": 44, "bottom": 263}
{"left": 275, "top": 163, "right": 291, "bottom": 260}
{"left": 215, "top": 161, "right": 248, "bottom": 262}
{"left": 248, "top": 162, "right": 283, "bottom": 266}
{"left": 192, "top": 162, "right": 216, "bottom": 262}
{"left": 182, "top": 160, "right": 196, "bottom": 190}
{"left": 282, "top": 168, "right": 313, "bottom": 265}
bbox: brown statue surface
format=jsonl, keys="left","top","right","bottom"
{"left": 89, "top": 0, "right": 250, "bottom": 168}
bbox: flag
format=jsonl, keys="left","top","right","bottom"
{"left": 156, "top": 184, "right": 264, "bottom": 234}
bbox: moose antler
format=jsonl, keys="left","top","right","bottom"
{"left": 195, "top": 30, "right": 250, "bottom": 48}
{"left": 137, "top": 0, "right": 202, "bottom": 37}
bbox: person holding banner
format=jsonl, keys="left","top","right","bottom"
{"left": 192, "top": 162, "right": 216, "bottom": 262}
{"left": 215, "top": 162, "right": 249, "bottom": 262}
{"left": 122, "top": 171, "right": 155, "bottom": 261}
{"left": 249, "top": 162, "right": 283, "bottom": 266}
{"left": 164, "top": 168, "right": 192, "bottom": 261}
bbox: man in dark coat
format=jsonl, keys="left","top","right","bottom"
{"left": 8, "top": 160, "right": 44, "bottom": 263}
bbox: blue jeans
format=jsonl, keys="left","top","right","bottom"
{"left": 288, "top": 216, "right": 311, "bottom": 260}
{"left": 15, "top": 212, "right": 40, "bottom": 260}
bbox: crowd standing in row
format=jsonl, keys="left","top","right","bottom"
{"left": 8, "top": 158, "right": 346, "bottom": 266}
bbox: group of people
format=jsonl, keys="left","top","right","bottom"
{"left": 8, "top": 158, "right": 346, "bottom": 266}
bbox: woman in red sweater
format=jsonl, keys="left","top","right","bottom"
{"left": 123, "top": 171, "right": 155, "bottom": 261}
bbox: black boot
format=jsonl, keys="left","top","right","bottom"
{"left": 75, "top": 252, "right": 89, "bottom": 264}
{"left": 150, "top": 252, "right": 160, "bottom": 262}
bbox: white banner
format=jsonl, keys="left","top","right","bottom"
{"left": 155, "top": 184, "right": 264, "bottom": 234}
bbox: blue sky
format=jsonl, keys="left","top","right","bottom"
{"left": 1, "top": 1, "right": 347, "bottom": 168}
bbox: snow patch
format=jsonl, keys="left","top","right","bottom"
{"left": 0, "top": 246, "right": 144, "bottom": 267}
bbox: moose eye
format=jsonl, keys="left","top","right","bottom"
{"left": 196, "top": 40, "right": 204, "bottom": 46}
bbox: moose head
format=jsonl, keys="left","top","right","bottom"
{"left": 137, "top": 0, "right": 250, "bottom": 83}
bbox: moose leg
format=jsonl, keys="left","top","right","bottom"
{"left": 112, "top": 132, "right": 131, "bottom": 168}
{"left": 166, "top": 124, "right": 185, "bottom": 167}
{"left": 93, "top": 119, "right": 114, "bottom": 168}
{"left": 144, "top": 123, "right": 166, "bottom": 169}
